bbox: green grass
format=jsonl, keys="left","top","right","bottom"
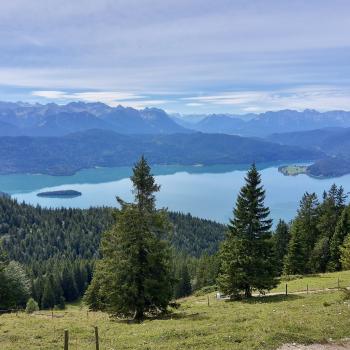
{"left": 272, "top": 270, "right": 350, "bottom": 294}
{"left": 1, "top": 279, "right": 350, "bottom": 349}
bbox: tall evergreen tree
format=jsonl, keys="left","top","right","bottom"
{"left": 308, "top": 185, "right": 346, "bottom": 272}
{"left": 41, "top": 277, "right": 55, "bottom": 309}
{"left": 218, "top": 164, "right": 277, "bottom": 298}
{"left": 85, "top": 156, "right": 173, "bottom": 320}
{"left": 284, "top": 192, "right": 319, "bottom": 274}
{"left": 273, "top": 220, "right": 290, "bottom": 274}
{"left": 61, "top": 266, "right": 79, "bottom": 302}
{"left": 328, "top": 205, "right": 350, "bottom": 271}
{"left": 174, "top": 263, "right": 192, "bottom": 298}
{"left": 283, "top": 220, "right": 307, "bottom": 275}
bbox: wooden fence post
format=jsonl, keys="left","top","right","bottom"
{"left": 64, "top": 329, "right": 69, "bottom": 350}
{"left": 338, "top": 277, "right": 340, "bottom": 290}
{"left": 94, "top": 326, "right": 100, "bottom": 350}
{"left": 307, "top": 284, "right": 309, "bottom": 295}
{"left": 285, "top": 283, "right": 288, "bottom": 296}
{"left": 207, "top": 296, "right": 210, "bottom": 307}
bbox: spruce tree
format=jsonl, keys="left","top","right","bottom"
{"left": 174, "top": 264, "right": 192, "bottom": 298}
{"left": 85, "top": 156, "right": 172, "bottom": 320}
{"left": 328, "top": 206, "right": 350, "bottom": 271}
{"left": 273, "top": 220, "right": 290, "bottom": 274}
{"left": 61, "top": 266, "right": 79, "bottom": 302}
{"left": 283, "top": 192, "right": 319, "bottom": 274}
{"left": 218, "top": 164, "right": 277, "bottom": 298}
{"left": 283, "top": 220, "right": 306, "bottom": 275}
{"left": 309, "top": 185, "right": 346, "bottom": 272}
{"left": 41, "top": 277, "right": 55, "bottom": 309}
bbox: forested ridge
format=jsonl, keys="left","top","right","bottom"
{"left": 0, "top": 196, "right": 225, "bottom": 309}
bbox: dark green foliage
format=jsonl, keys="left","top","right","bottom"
{"left": 0, "top": 194, "right": 225, "bottom": 308}
{"left": 329, "top": 206, "right": 350, "bottom": 271}
{"left": 283, "top": 220, "right": 307, "bottom": 275}
{"left": 41, "top": 276, "right": 56, "bottom": 309}
{"left": 61, "top": 266, "right": 79, "bottom": 302}
{"left": 193, "top": 254, "right": 219, "bottom": 291}
{"left": 273, "top": 220, "right": 290, "bottom": 274}
{"left": 85, "top": 157, "right": 173, "bottom": 319}
{"left": 168, "top": 212, "right": 225, "bottom": 257}
{"left": 174, "top": 263, "right": 192, "bottom": 299}
{"left": 284, "top": 185, "right": 348, "bottom": 275}
{"left": 0, "top": 259, "right": 30, "bottom": 309}
{"left": 218, "top": 165, "right": 277, "bottom": 298}
{"left": 284, "top": 193, "right": 319, "bottom": 274}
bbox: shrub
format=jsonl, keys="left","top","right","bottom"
{"left": 25, "top": 298, "right": 39, "bottom": 314}
{"left": 194, "top": 285, "right": 217, "bottom": 296}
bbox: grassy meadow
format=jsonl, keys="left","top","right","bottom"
{"left": 1, "top": 272, "right": 350, "bottom": 350}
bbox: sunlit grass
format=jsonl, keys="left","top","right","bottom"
{"left": 1, "top": 274, "right": 350, "bottom": 350}
{"left": 272, "top": 270, "right": 350, "bottom": 294}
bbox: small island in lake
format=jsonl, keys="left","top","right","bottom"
{"left": 278, "top": 165, "right": 308, "bottom": 176}
{"left": 37, "top": 190, "right": 82, "bottom": 198}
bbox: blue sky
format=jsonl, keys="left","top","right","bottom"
{"left": 1, "top": 0, "right": 350, "bottom": 114}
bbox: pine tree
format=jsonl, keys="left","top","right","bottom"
{"left": 85, "top": 156, "right": 173, "bottom": 320}
{"left": 218, "top": 164, "right": 277, "bottom": 298}
{"left": 273, "top": 220, "right": 290, "bottom": 274}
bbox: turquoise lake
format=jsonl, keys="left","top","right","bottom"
{"left": 1, "top": 163, "right": 350, "bottom": 225}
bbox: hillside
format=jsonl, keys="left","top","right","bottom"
{"left": 0, "top": 196, "right": 226, "bottom": 262}
{"left": 267, "top": 128, "right": 350, "bottom": 177}
{"left": 0, "top": 130, "right": 323, "bottom": 175}
{"left": 1, "top": 280, "right": 350, "bottom": 350}
{"left": 307, "top": 157, "right": 350, "bottom": 178}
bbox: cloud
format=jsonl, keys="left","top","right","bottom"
{"left": 184, "top": 86, "right": 350, "bottom": 113}
{"left": 32, "top": 90, "right": 168, "bottom": 108}
{"left": 1, "top": 1, "right": 350, "bottom": 113}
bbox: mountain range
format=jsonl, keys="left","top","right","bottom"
{"left": 179, "top": 109, "right": 350, "bottom": 136}
{"left": 1, "top": 101, "right": 350, "bottom": 177}
{"left": 0, "top": 101, "right": 187, "bottom": 136}
{"left": 2, "top": 102, "right": 350, "bottom": 137}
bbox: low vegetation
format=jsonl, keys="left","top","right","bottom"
{"left": 1, "top": 284, "right": 350, "bottom": 350}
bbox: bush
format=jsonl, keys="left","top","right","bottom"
{"left": 194, "top": 285, "right": 217, "bottom": 296}
{"left": 25, "top": 298, "right": 39, "bottom": 314}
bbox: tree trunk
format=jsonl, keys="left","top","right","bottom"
{"left": 134, "top": 307, "right": 144, "bottom": 321}
{"left": 244, "top": 285, "right": 252, "bottom": 298}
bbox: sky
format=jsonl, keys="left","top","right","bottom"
{"left": 1, "top": 0, "right": 350, "bottom": 114}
